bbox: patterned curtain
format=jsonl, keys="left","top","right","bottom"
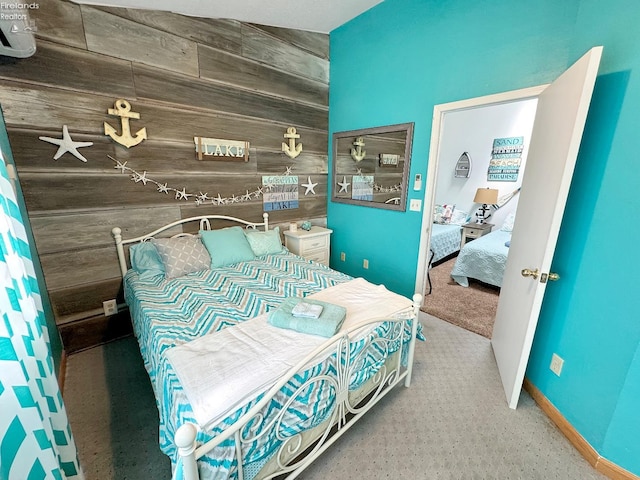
{"left": 0, "top": 156, "right": 82, "bottom": 478}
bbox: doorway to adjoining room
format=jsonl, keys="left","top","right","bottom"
{"left": 420, "top": 98, "right": 538, "bottom": 339}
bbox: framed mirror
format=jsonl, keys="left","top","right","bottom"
{"left": 332, "top": 122, "right": 414, "bottom": 211}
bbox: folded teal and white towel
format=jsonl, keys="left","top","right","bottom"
{"left": 268, "top": 297, "right": 346, "bottom": 337}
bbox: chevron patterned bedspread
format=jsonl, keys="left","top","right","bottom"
{"left": 124, "top": 251, "right": 418, "bottom": 479}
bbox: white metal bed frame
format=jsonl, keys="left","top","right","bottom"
{"left": 111, "top": 213, "right": 421, "bottom": 480}
{"left": 112, "top": 212, "right": 269, "bottom": 278}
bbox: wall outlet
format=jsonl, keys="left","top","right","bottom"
{"left": 409, "top": 199, "right": 422, "bottom": 211}
{"left": 103, "top": 299, "right": 118, "bottom": 317}
{"left": 340, "top": 252, "right": 346, "bottom": 261}
{"left": 363, "top": 259, "right": 369, "bottom": 269}
{"left": 550, "top": 353, "right": 564, "bottom": 376}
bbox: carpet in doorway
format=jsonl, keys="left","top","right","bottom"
{"left": 421, "top": 257, "right": 500, "bottom": 338}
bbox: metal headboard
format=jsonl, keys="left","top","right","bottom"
{"left": 111, "top": 213, "right": 269, "bottom": 277}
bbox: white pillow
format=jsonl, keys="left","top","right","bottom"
{"left": 501, "top": 212, "right": 516, "bottom": 232}
{"left": 450, "top": 210, "right": 469, "bottom": 225}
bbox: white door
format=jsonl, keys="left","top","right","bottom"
{"left": 491, "top": 46, "right": 603, "bottom": 409}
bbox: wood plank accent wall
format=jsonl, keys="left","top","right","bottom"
{"left": 0, "top": 0, "right": 329, "bottom": 352}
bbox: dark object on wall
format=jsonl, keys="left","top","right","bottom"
{"left": 455, "top": 152, "right": 471, "bottom": 178}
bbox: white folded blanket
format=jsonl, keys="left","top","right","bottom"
{"left": 166, "top": 278, "right": 413, "bottom": 428}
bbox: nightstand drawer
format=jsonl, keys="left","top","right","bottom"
{"left": 465, "top": 227, "right": 484, "bottom": 237}
{"left": 298, "top": 235, "right": 328, "bottom": 254}
{"left": 461, "top": 223, "right": 493, "bottom": 247}
{"left": 305, "top": 249, "right": 329, "bottom": 265}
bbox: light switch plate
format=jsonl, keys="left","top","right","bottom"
{"left": 409, "top": 199, "right": 422, "bottom": 211}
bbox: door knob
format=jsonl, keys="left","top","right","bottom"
{"left": 521, "top": 268, "right": 539, "bottom": 280}
{"left": 548, "top": 272, "right": 560, "bottom": 281}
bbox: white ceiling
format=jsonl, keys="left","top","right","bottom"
{"left": 73, "top": 0, "right": 383, "bottom": 34}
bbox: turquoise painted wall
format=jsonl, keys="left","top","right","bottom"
{"left": 329, "top": 0, "right": 640, "bottom": 475}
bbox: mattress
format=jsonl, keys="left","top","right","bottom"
{"left": 450, "top": 229, "right": 511, "bottom": 287}
{"left": 430, "top": 223, "right": 462, "bottom": 263}
{"left": 124, "top": 251, "right": 422, "bottom": 480}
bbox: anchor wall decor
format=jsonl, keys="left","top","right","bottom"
{"left": 282, "top": 126, "right": 303, "bottom": 159}
{"left": 104, "top": 99, "right": 148, "bottom": 148}
{"left": 350, "top": 136, "right": 366, "bottom": 162}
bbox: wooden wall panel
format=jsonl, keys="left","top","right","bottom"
{"left": 58, "top": 311, "right": 132, "bottom": 354}
{"left": 0, "top": 83, "right": 329, "bottom": 150}
{"left": 96, "top": 7, "right": 243, "bottom": 54}
{"left": 0, "top": 41, "right": 136, "bottom": 98}
{"left": 0, "top": 82, "right": 127, "bottom": 134}
{"left": 256, "top": 151, "right": 327, "bottom": 174}
{"left": 198, "top": 45, "right": 328, "bottom": 106}
{"left": 1, "top": 0, "right": 330, "bottom": 351}
{"left": 8, "top": 129, "right": 117, "bottom": 170}
{"left": 51, "top": 279, "right": 124, "bottom": 321}
{"left": 19, "top": 173, "right": 327, "bottom": 211}
{"left": 81, "top": 6, "right": 199, "bottom": 77}
{"left": 180, "top": 196, "right": 327, "bottom": 225}
{"left": 250, "top": 24, "right": 329, "bottom": 59}
{"left": 133, "top": 64, "right": 328, "bottom": 129}
{"left": 241, "top": 25, "right": 329, "bottom": 83}
{"left": 31, "top": 0, "right": 87, "bottom": 49}
{"left": 29, "top": 207, "right": 183, "bottom": 254}
{"left": 40, "top": 245, "right": 122, "bottom": 290}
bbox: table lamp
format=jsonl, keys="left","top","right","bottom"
{"left": 473, "top": 187, "right": 498, "bottom": 224}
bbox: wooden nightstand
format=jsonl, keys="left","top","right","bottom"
{"left": 283, "top": 226, "right": 332, "bottom": 266}
{"left": 461, "top": 223, "right": 493, "bottom": 247}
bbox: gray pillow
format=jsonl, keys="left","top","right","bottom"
{"left": 152, "top": 236, "right": 211, "bottom": 279}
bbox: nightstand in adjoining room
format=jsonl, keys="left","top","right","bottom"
{"left": 461, "top": 223, "right": 493, "bottom": 247}
{"left": 283, "top": 226, "right": 332, "bottom": 266}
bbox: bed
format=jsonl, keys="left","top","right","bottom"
{"left": 112, "top": 213, "right": 422, "bottom": 480}
{"left": 450, "top": 228, "right": 511, "bottom": 287}
{"left": 430, "top": 223, "right": 463, "bottom": 264}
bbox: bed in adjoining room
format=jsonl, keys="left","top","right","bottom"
{"left": 450, "top": 213, "right": 515, "bottom": 288}
{"left": 112, "top": 213, "right": 423, "bottom": 480}
{"left": 430, "top": 223, "right": 463, "bottom": 264}
{"left": 429, "top": 205, "right": 469, "bottom": 264}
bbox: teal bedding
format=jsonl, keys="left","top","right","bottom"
{"left": 451, "top": 229, "right": 511, "bottom": 287}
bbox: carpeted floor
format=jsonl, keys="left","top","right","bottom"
{"left": 64, "top": 313, "right": 606, "bottom": 480}
{"left": 421, "top": 257, "right": 500, "bottom": 338}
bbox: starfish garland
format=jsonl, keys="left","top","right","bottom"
{"left": 350, "top": 171, "right": 402, "bottom": 193}
{"left": 108, "top": 155, "right": 294, "bottom": 206}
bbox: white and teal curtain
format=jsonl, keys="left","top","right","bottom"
{"left": 0, "top": 156, "right": 82, "bottom": 479}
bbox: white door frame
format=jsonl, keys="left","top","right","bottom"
{"left": 414, "top": 84, "right": 548, "bottom": 300}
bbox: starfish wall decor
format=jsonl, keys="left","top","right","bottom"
{"left": 39, "top": 125, "right": 94, "bottom": 163}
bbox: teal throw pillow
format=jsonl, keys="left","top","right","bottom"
{"left": 200, "top": 226, "right": 256, "bottom": 268}
{"left": 244, "top": 227, "right": 284, "bottom": 256}
{"left": 129, "top": 242, "right": 165, "bottom": 279}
